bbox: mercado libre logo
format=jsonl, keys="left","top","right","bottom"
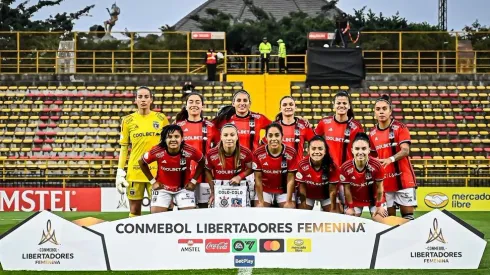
{"left": 424, "top": 192, "right": 449, "bottom": 209}
{"left": 21, "top": 219, "right": 75, "bottom": 265}
{"left": 259, "top": 239, "right": 284, "bottom": 253}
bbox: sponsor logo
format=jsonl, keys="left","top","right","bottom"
{"left": 178, "top": 239, "right": 203, "bottom": 252}
{"left": 234, "top": 255, "right": 255, "bottom": 267}
{"left": 259, "top": 239, "right": 284, "bottom": 253}
{"left": 0, "top": 188, "right": 101, "bottom": 212}
{"left": 39, "top": 220, "right": 60, "bottom": 246}
{"left": 286, "top": 238, "right": 311, "bottom": 253}
{"left": 205, "top": 239, "right": 230, "bottom": 253}
{"left": 424, "top": 192, "right": 449, "bottom": 209}
{"left": 232, "top": 239, "right": 257, "bottom": 253}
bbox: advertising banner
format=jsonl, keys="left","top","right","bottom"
{"left": 0, "top": 188, "right": 101, "bottom": 212}
{"left": 371, "top": 209, "right": 486, "bottom": 269}
{"left": 100, "top": 187, "right": 151, "bottom": 212}
{"left": 91, "top": 208, "right": 390, "bottom": 270}
{"left": 0, "top": 211, "right": 109, "bottom": 271}
{"left": 417, "top": 187, "right": 490, "bottom": 211}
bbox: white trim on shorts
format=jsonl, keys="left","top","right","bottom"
{"left": 255, "top": 192, "right": 295, "bottom": 204}
{"left": 195, "top": 182, "right": 211, "bottom": 204}
{"left": 151, "top": 189, "right": 196, "bottom": 209}
{"left": 385, "top": 188, "right": 417, "bottom": 207}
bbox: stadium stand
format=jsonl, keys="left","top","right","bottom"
{"left": 1, "top": 82, "right": 489, "bottom": 188}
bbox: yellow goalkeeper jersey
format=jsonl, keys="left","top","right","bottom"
{"left": 119, "top": 111, "right": 169, "bottom": 182}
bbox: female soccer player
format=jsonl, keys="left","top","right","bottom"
{"left": 262, "top": 96, "right": 315, "bottom": 157}
{"left": 369, "top": 94, "right": 417, "bottom": 220}
{"left": 175, "top": 92, "right": 219, "bottom": 208}
{"left": 213, "top": 90, "right": 272, "bottom": 205}
{"left": 253, "top": 123, "right": 297, "bottom": 208}
{"left": 139, "top": 125, "right": 204, "bottom": 213}
{"left": 296, "top": 135, "right": 339, "bottom": 211}
{"left": 341, "top": 133, "right": 388, "bottom": 222}
{"left": 116, "top": 86, "right": 169, "bottom": 217}
{"left": 314, "top": 91, "right": 363, "bottom": 212}
{"left": 205, "top": 123, "right": 253, "bottom": 206}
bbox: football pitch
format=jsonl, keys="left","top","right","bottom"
{"left": 0, "top": 211, "right": 488, "bottom": 274}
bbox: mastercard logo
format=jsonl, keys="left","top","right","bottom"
{"left": 259, "top": 239, "right": 284, "bottom": 253}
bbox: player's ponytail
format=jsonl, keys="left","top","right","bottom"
{"left": 159, "top": 124, "right": 185, "bottom": 151}
{"left": 213, "top": 105, "right": 235, "bottom": 127}
{"left": 309, "top": 135, "right": 334, "bottom": 182}
{"left": 333, "top": 91, "right": 355, "bottom": 120}
{"left": 175, "top": 92, "right": 205, "bottom": 122}
{"left": 374, "top": 94, "right": 392, "bottom": 110}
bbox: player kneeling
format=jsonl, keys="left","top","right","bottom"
{"left": 253, "top": 123, "right": 297, "bottom": 208}
{"left": 341, "top": 133, "right": 388, "bottom": 222}
{"left": 138, "top": 125, "right": 204, "bottom": 213}
{"left": 296, "top": 136, "right": 340, "bottom": 211}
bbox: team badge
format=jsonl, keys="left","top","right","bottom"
{"left": 220, "top": 196, "right": 229, "bottom": 207}
{"left": 153, "top": 121, "right": 160, "bottom": 130}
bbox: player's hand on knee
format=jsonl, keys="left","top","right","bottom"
{"left": 185, "top": 182, "right": 196, "bottom": 191}
{"left": 345, "top": 208, "right": 355, "bottom": 216}
{"left": 115, "top": 168, "right": 129, "bottom": 194}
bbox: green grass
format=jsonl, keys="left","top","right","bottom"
{"left": 0, "top": 211, "right": 488, "bottom": 274}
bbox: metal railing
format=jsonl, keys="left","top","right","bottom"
{"left": 0, "top": 31, "right": 489, "bottom": 74}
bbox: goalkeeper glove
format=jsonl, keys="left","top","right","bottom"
{"left": 115, "top": 168, "right": 129, "bottom": 194}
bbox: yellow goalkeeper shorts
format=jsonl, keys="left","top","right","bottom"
{"left": 127, "top": 181, "right": 152, "bottom": 201}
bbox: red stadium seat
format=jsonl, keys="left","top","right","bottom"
{"left": 474, "top": 148, "right": 483, "bottom": 152}
{"left": 44, "top": 100, "right": 53, "bottom": 105}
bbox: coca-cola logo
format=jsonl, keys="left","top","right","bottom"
{"left": 205, "top": 239, "right": 230, "bottom": 253}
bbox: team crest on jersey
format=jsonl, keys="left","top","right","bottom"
{"left": 258, "top": 153, "right": 267, "bottom": 160}
{"left": 155, "top": 152, "right": 165, "bottom": 158}
{"left": 301, "top": 165, "right": 309, "bottom": 171}
{"left": 367, "top": 164, "right": 375, "bottom": 172}
{"left": 296, "top": 172, "right": 303, "bottom": 180}
{"left": 210, "top": 154, "right": 219, "bottom": 161}
{"left": 251, "top": 113, "right": 260, "bottom": 119}
{"left": 153, "top": 121, "right": 160, "bottom": 130}
{"left": 285, "top": 152, "right": 293, "bottom": 160}
{"left": 392, "top": 125, "right": 399, "bottom": 130}
{"left": 346, "top": 167, "right": 354, "bottom": 174}
{"left": 324, "top": 118, "right": 332, "bottom": 124}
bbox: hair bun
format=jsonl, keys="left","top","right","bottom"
{"left": 381, "top": 94, "right": 390, "bottom": 101}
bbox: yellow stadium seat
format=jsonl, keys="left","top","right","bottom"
{"left": 291, "top": 86, "right": 301, "bottom": 90}
{"left": 310, "top": 86, "right": 320, "bottom": 90}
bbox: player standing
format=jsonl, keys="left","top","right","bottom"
{"left": 175, "top": 92, "right": 219, "bottom": 208}
{"left": 253, "top": 123, "right": 297, "bottom": 208}
{"left": 369, "top": 95, "right": 417, "bottom": 220}
{"left": 314, "top": 91, "right": 363, "bottom": 212}
{"left": 296, "top": 136, "right": 339, "bottom": 211}
{"left": 213, "top": 90, "right": 272, "bottom": 205}
{"left": 205, "top": 123, "right": 253, "bottom": 206}
{"left": 116, "top": 86, "right": 169, "bottom": 217}
{"left": 262, "top": 96, "right": 315, "bottom": 158}
{"left": 139, "top": 125, "right": 204, "bottom": 213}
{"left": 341, "top": 133, "right": 388, "bottom": 222}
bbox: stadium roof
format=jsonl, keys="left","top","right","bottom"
{"left": 174, "top": 0, "right": 343, "bottom": 31}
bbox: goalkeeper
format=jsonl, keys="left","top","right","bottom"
{"left": 116, "top": 86, "right": 169, "bottom": 217}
